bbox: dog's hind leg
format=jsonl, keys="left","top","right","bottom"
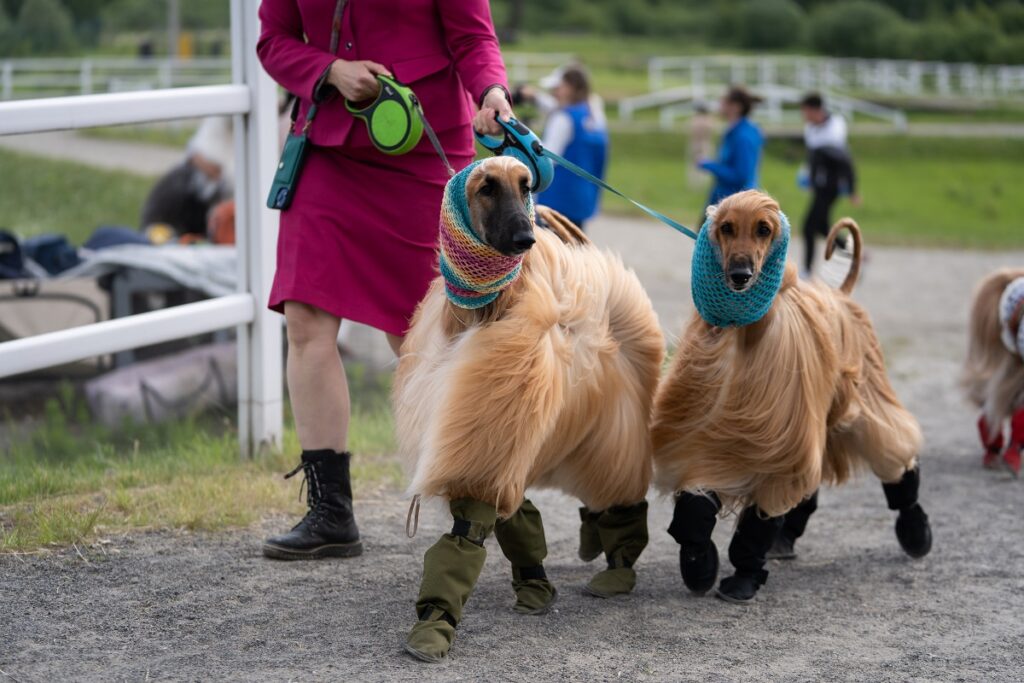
{"left": 494, "top": 499, "right": 558, "bottom": 615}
{"left": 406, "top": 498, "right": 497, "bottom": 663}
{"left": 767, "top": 491, "right": 819, "bottom": 561}
{"left": 577, "top": 507, "right": 603, "bottom": 562}
{"left": 583, "top": 501, "right": 649, "bottom": 598}
{"left": 881, "top": 466, "right": 933, "bottom": 559}
{"left": 716, "top": 506, "right": 784, "bottom": 604}
{"left": 667, "top": 491, "right": 722, "bottom": 595}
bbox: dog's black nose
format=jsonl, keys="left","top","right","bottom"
{"left": 511, "top": 231, "right": 535, "bottom": 251}
{"left": 728, "top": 265, "right": 753, "bottom": 287}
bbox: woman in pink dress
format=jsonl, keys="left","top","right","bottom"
{"left": 256, "top": 0, "right": 513, "bottom": 561}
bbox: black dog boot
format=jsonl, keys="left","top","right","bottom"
{"left": 767, "top": 491, "right": 818, "bottom": 561}
{"left": 495, "top": 499, "right": 558, "bottom": 615}
{"left": 667, "top": 491, "right": 721, "bottom": 595}
{"left": 882, "top": 466, "right": 933, "bottom": 559}
{"left": 262, "top": 450, "right": 362, "bottom": 560}
{"left": 716, "top": 505, "right": 783, "bottom": 604}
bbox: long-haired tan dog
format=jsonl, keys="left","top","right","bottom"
{"left": 961, "top": 268, "right": 1024, "bottom": 475}
{"left": 396, "top": 157, "right": 663, "bottom": 661}
{"left": 651, "top": 190, "right": 932, "bottom": 604}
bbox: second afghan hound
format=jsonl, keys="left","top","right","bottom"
{"left": 651, "top": 189, "right": 932, "bottom": 604}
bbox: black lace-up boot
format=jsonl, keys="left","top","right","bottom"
{"left": 262, "top": 449, "right": 362, "bottom": 560}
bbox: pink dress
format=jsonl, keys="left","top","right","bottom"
{"left": 257, "top": 0, "right": 508, "bottom": 335}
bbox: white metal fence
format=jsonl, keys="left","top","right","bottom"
{"left": 647, "top": 55, "right": 1024, "bottom": 101}
{"left": 0, "top": 1, "right": 282, "bottom": 457}
{"left": 0, "top": 52, "right": 570, "bottom": 101}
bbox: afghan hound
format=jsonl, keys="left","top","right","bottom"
{"left": 394, "top": 156, "right": 663, "bottom": 661}
{"left": 651, "top": 189, "right": 932, "bottom": 603}
{"left": 961, "top": 268, "right": 1024, "bottom": 476}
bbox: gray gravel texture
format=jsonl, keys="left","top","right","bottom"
{"left": 2, "top": 215, "right": 1023, "bottom": 682}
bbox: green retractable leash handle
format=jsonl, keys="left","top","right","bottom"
{"left": 346, "top": 74, "right": 454, "bottom": 175}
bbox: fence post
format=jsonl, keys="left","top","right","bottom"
{"left": 231, "top": 0, "right": 283, "bottom": 457}
{"left": 80, "top": 59, "right": 93, "bottom": 95}
{"left": 2, "top": 61, "right": 12, "bottom": 100}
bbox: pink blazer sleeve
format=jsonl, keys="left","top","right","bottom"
{"left": 257, "top": 0, "right": 336, "bottom": 100}
{"left": 438, "top": 0, "right": 508, "bottom": 103}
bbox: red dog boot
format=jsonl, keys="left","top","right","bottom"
{"left": 1003, "top": 408, "right": 1024, "bottom": 478}
{"left": 978, "top": 414, "right": 1004, "bottom": 469}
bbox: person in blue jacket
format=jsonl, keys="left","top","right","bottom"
{"left": 528, "top": 64, "right": 608, "bottom": 230}
{"left": 697, "top": 85, "right": 764, "bottom": 208}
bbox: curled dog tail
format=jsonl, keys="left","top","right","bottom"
{"left": 825, "top": 217, "right": 862, "bottom": 295}
{"left": 535, "top": 205, "right": 590, "bottom": 246}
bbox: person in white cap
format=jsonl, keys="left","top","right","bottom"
{"left": 515, "top": 64, "right": 608, "bottom": 230}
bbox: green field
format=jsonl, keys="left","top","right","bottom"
{"left": 603, "top": 132, "right": 1024, "bottom": 249}
{"left": 0, "top": 147, "right": 151, "bottom": 245}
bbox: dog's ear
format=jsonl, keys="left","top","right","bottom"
{"left": 705, "top": 203, "right": 719, "bottom": 223}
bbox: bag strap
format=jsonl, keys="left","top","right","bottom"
{"left": 303, "top": 0, "right": 349, "bottom": 132}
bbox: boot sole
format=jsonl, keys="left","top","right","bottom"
{"left": 404, "top": 644, "right": 445, "bottom": 663}
{"left": 262, "top": 540, "right": 363, "bottom": 560}
{"left": 714, "top": 588, "right": 755, "bottom": 605}
{"left": 514, "top": 588, "right": 559, "bottom": 616}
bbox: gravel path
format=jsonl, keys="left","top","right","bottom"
{"left": 3, "top": 216, "right": 1023, "bottom": 682}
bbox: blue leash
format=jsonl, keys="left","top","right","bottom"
{"left": 540, "top": 147, "right": 698, "bottom": 240}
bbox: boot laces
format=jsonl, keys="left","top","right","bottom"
{"left": 284, "top": 461, "right": 325, "bottom": 521}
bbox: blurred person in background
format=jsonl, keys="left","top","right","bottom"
{"left": 140, "top": 116, "right": 234, "bottom": 242}
{"left": 516, "top": 64, "right": 608, "bottom": 230}
{"left": 799, "top": 92, "right": 859, "bottom": 277}
{"left": 697, "top": 85, "right": 764, "bottom": 210}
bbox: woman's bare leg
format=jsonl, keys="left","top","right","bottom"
{"left": 284, "top": 301, "right": 349, "bottom": 451}
{"left": 386, "top": 332, "right": 404, "bottom": 357}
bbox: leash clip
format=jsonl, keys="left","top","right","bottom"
{"left": 405, "top": 494, "right": 421, "bottom": 538}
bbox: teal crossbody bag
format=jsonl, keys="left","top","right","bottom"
{"left": 266, "top": 102, "right": 315, "bottom": 210}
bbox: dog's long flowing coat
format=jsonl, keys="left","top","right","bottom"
{"left": 652, "top": 191, "right": 920, "bottom": 517}
{"left": 962, "top": 268, "right": 1024, "bottom": 435}
{"left": 395, "top": 166, "right": 663, "bottom": 518}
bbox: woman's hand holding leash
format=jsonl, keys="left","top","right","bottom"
{"left": 328, "top": 59, "right": 391, "bottom": 101}
{"left": 474, "top": 86, "right": 514, "bottom": 135}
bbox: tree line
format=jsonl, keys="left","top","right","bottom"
{"left": 1, "top": 0, "right": 1022, "bottom": 65}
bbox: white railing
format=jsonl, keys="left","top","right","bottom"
{"left": 647, "top": 55, "right": 1024, "bottom": 101}
{"left": 1, "top": 52, "right": 574, "bottom": 101}
{"left": 0, "top": 0, "right": 282, "bottom": 457}
{"left": 0, "top": 57, "right": 230, "bottom": 100}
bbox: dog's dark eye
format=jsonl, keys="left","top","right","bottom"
{"left": 478, "top": 180, "right": 495, "bottom": 197}
{"left": 520, "top": 180, "right": 530, "bottom": 196}
{"left": 719, "top": 222, "right": 734, "bottom": 236}
{"left": 756, "top": 221, "right": 772, "bottom": 238}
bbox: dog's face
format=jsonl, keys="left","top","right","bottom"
{"left": 466, "top": 157, "right": 535, "bottom": 256}
{"left": 707, "top": 190, "right": 783, "bottom": 292}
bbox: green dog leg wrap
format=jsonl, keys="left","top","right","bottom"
{"left": 495, "top": 499, "right": 557, "bottom": 615}
{"left": 407, "top": 499, "right": 496, "bottom": 660}
{"left": 586, "top": 501, "right": 649, "bottom": 598}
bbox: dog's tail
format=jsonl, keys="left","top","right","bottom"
{"left": 535, "top": 205, "right": 590, "bottom": 246}
{"left": 824, "top": 217, "right": 862, "bottom": 295}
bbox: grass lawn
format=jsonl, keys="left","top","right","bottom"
{"left": 0, "top": 370, "right": 399, "bottom": 553}
{"left": 0, "top": 147, "right": 151, "bottom": 245}
{"left": 602, "top": 132, "right": 1024, "bottom": 249}
{"left": 80, "top": 123, "right": 197, "bottom": 149}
